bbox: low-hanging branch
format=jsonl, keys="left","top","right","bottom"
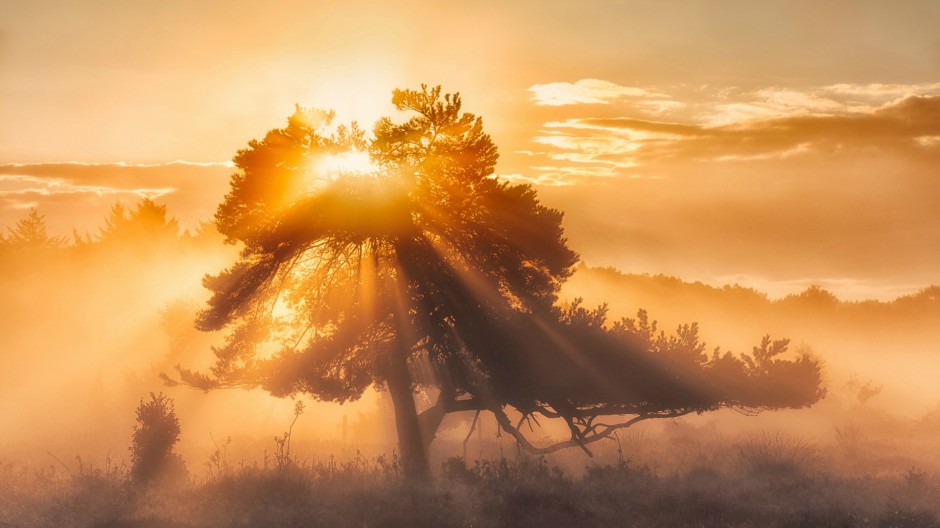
{"left": 490, "top": 406, "right": 693, "bottom": 456}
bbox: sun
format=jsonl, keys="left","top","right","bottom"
{"left": 317, "top": 150, "right": 376, "bottom": 178}
{"left": 299, "top": 150, "right": 379, "bottom": 194}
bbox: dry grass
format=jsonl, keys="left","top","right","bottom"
{"left": 1, "top": 438, "right": 939, "bottom": 528}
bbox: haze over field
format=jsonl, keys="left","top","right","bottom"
{"left": 1, "top": 2, "right": 939, "bottom": 525}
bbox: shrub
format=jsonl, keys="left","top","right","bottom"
{"left": 129, "top": 392, "right": 186, "bottom": 484}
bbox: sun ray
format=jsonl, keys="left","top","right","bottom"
{"left": 415, "top": 230, "right": 642, "bottom": 408}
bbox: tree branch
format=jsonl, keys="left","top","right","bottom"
{"left": 491, "top": 407, "right": 692, "bottom": 456}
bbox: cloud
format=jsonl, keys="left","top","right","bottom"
{"left": 520, "top": 93, "right": 940, "bottom": 179}
{"left": 915, "top": 135, "right": 940, "bottom": 147}
{"left": 701, "top": 88, "right": 849, "bottom": 126}
{"left": 695, "top": 83, "right": 940, "bottom": 125}
{"left": 3, "top": 160, "right": 235, "bottom": 169}
{"left": 515, "top": 81, "right": 940, "bottom": 290}
{"left": 528, "top": 79, "right": 669, "bottom": 106}
{"left": 710, "top": 142, "right": 813, "bottom": 162}
{"left": 494, "top": 173, "right": 578, "bottom": 187}
{"left": 677, "top": 95, "right": 940, "bottom": 161}
{"left": 527, "top": 164, "right": 633, "bottom": 182}
{"left": 823, "top": 82, "right": 940, "bottom": 98}
{"left": 0, "top": 174, "right": 174, "bottom": 199}
{"left": 556, "top": 118, "right": 703, "bottom": 137}
{"left": 634, "top": 99, "right": 687, "bottom": 115}
{"left": 545, "top": 118, "right": 700, "bottom": 136}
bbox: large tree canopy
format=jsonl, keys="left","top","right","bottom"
{"left": 174, "top": 86, "right": 824, "bottom": 477}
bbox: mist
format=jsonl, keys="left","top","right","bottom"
{"left": 0, "top": 203, "right": 385, "bottom": 469}
{"left": 5, "top": 0, "right": 940, "bottom": 524}
{"left": 0, "top": 192, "right": 937, "bottom": 527}
{"left": 2, "top": 199, "right": 937, "bottom": 469}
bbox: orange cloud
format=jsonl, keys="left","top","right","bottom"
{"left": 521, "top": 93, "right": 940, "bottom": 182}
{"left": 0, "top": 174, "right": 174, "bottom": 198}
{"left": 515, "top": 82, "right": 940, "bottom": 295}
{"left": 528, "top": 79, "right": 672, "bottom": 106}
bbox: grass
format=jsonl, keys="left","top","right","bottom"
{"left": 1, "top": 438, "right": 939, "bottom": 528}
{"left": 735, "top": 430, "right": 818, "bottom": 477}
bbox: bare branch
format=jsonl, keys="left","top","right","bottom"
{"left": 491, "top": 407, "right": 692, "bottom": 456}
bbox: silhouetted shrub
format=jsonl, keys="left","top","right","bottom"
{"left": 129, "top": 392, "right": 186, "bottom": 484}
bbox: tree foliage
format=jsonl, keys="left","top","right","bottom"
{"left": 491, "top": 303, "right": 822, "bottom": 417}
{"left": 187, "top": 86, "right": 576, "bottom": 396}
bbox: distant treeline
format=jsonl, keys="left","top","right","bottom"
{"left": 0, "top": 199, "right": 220, "bottom": 254}
{"left": 567, "top": 265, "right": 940, "bottom": 326}
{"left": 4, "top": 199, "right": 937, "bottom": 324}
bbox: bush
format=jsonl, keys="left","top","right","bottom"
{"left": 130, "top": 392, "right": 186, "bottom": 484}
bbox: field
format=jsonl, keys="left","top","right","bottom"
{"left": 2, "top": 242, "right": 938, "bottom": 528}
{"left": 5, "top": 2, "right": 940, "bottom": 527}
{"left": 3, "top": 418, "right": 938, "bottom": 528}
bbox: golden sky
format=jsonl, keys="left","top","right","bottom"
{"left": 2, "top": 0, "right": 939, "bottom": 299}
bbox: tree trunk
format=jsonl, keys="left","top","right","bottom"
{"left": 384, "top": 346, "right": 430, "bottom": 479}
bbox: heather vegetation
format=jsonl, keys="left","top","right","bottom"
{"left": 2, "top": 418, "right": 939, "bottom": 527}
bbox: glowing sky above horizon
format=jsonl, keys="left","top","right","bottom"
{"left": 2, "top": 0, "right": 939, "bottom": 300}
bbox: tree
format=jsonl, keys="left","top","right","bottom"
{"left": 98, "top": 198, "right": 180, "bottom": 244}
{"left": 172, "top": 86, "right": 824, "bottom": 478}
{"left": 2, "top": 208, "right": 64, "bottom": 250}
